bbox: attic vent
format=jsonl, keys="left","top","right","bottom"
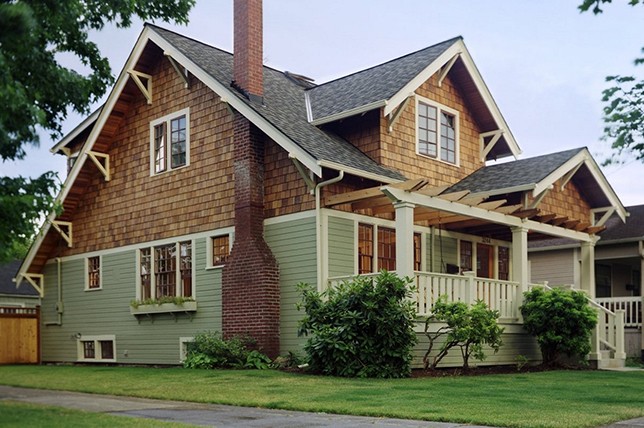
{"left": 284, "top": 71, "right": 316, "bottom": 88}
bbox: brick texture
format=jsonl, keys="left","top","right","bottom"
{"left": 222, "top": 114, "right": 280, "bottom": 358}
{"left": 234, "top": 0, "right": 263, "bottom": 98}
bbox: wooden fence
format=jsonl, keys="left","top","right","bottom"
{"left": 0, "top": 306, "right": 40, "bottom": 364}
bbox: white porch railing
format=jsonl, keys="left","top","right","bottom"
{"left": 327, "top": 271, "right": 520, "bottom": 320}
{"left": 595, "top": 297, "right": 642, "bottom": 328}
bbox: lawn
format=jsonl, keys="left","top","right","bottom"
{"left": 0, "top": 401, "right": 192, "bottom": 428}
{"left": 0, "top": 365, "right": 643, "bottom": 428}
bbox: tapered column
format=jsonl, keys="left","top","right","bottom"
{"left": 511, "top": 226, "right": 529, "bottom": 313}
{"left": 394, "top": 201, "right": 416, "bottom": 279}
{"left": 580, "top": 241, "right": 596, "bottom": 299}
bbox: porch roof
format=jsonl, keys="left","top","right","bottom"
{"left": 324, "top": 178, "right": 603, "bottom": 242}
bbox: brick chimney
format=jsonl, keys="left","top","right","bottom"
{"left": 222, "top": 0, "right": 280, "bottom": 358}
{"left": 233, "top": 0, "right": 263, "bottom": 102}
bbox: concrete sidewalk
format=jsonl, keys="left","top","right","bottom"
{"left": 1, "top": 384, "right": 643, "bottom": 428}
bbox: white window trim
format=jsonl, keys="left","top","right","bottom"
{"left": 77, "top": 334, "right": 116, "bottom": 363}
{"left": 135, "top": 240, "right": 195, "bottom": 301}
{"left": 149, "top": 107, "right": 190, "bottom": 176}
{"left": 205, "top": 231, "right": 234, "bottom": 270}
{"left": 415, "top": 95, "right": 460, "bottom": 167}
{"left": 354, "top": 221, "right": 423, "bottom": 275}
{"left": 84, "top": 255, "right": 102, "bottom": 291}
{"left": 179, "top": 336, "right": 194, "bottom": 363}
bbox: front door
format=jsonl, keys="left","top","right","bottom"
{"left": 476, "top": 243, "right": 494, "bottom": 279}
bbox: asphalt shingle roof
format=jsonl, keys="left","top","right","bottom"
{"left": 151, "top": 26, "right": 406, "bottom": 181}
{"left": 448, "top": 148, "right": 585, "bottom": 194}
{"left": 307, "top": 37, "right": 461, "bottom": 122}
{"left": 0, "top": 260, "right": 38, "bottom": 296}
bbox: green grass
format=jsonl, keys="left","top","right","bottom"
{"left": 0, "top": 365, "right": 643, "bottom": 428}
{"left": 0, "top": 401, "right": 193, "bottom": 428}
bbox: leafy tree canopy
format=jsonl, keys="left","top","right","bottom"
{"left": 579, "top": 0, "right": 644, "bottom": 165}
{"left": 0, "top": 0, "right": 195, "bottom": 263}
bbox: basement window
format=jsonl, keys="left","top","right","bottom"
{"left": 150, "top": 108, "right": 190, "bottom": 175}
{"left": 77, "top": 335, "right": 116, "bottom": 362}
{"left": 416, "top": 96, "right": 459, "bottom": 165}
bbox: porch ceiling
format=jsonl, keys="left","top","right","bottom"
{"left": 323, "top": 179, "right": 604, "bottom": 242}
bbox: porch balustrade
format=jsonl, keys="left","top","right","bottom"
{"left": 595, "top": 296, "right": 642, "bottom": 328}
{"left": 326, "top": 271, "right": 521, "bottom": 320}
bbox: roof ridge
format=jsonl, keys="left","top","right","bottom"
{"left": 306, "top": 36, "right": 463, "bottom": 91}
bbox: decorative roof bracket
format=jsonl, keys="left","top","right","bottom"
{"left": 51, "top": 220, "right": 73, "bottom": 247}
{"left": 479, "top": 130, "right": 503, "bottom": 161}
{"left": 438, "top": 53, "right": 460, "bottom": 87}
{"left": 289, "top": 155, "right": 316, "bottom": 193}
{"left": 164, "top": 53, "right": 190, "bottom": 88}
{"left": 560, "top": 162, "right": 583, "bottom": 190}
{"left": 591, "top": 206, "right": 616, "bottom": 226}
{"left": 388, "top": 96, "right": 411, "bottom": 133}
{"left": 18, "top": 273, "right": 44, "bottom": 298}
{"left": 526, "top": 186, "right": 551, "bottom": 210}
{"left": 127, "top": 69, "right": 153, "bottom": 104}
{"left": 87, "top": 150, "right": 110, "bottom": 181}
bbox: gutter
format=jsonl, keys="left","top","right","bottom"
{"left": 315, "top": 171, "right": 345, "bottom": 290}
{"left": 44, "top": 257, "right": 63, "bottom": 326}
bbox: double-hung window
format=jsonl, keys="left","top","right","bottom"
{"left": 417, "top": 97, "right": 458, "bottom": 165}
{"left": 138, "top": 241, "right": 193, "bottom": 301}
{"left": 150, "top": 108, "right": 190, "bottom": 175}
{"left": 85, "top": 256, "right": 101, "bottom": 291}
{"left": 357, "top": 223, "right": 422, "bottom": 274}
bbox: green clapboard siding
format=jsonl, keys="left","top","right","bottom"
{"left": 40, "top": 237, "right": 222, "bottom": 365}
{"left": 265, "top": 216, "right": 317, "bottom": 354}
{"left": 432, "top": 233, "right": 457, "bottom": 273}
{"left": 327, "top": 216, "right": 355, "bottom": 278}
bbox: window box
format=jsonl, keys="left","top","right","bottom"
{"left": 130, "top": 301, "right": 197, "bottom": 316}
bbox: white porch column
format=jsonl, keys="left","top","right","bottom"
{"left": 580, "top": 241, "right": 596, "bottom": 299}
{"left": 394, "top": 201, "right": 416, "bottom": 279}
{"left": 511, "top": 226, "right": 529, "bottom": 312}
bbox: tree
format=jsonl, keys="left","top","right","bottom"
{"left": 0, "top": 0, "right": 195, "bottom": 262}
{"left": 579, "top": 0, "right": 644, "bottom": 164}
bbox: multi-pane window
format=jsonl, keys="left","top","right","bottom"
{"left": 460, "top": 241, "right": 473, "bottom": 272}
{"left": 78, "top": 335, "right": 116, "bottom": 362}
{"left": 150, "top": 109, "right": 189, "bottom": 175}
{"left": 498, "top": 246, "right": 510, "bottom": 281}
{"left": 357, "top": 224, "right": 422, "bottom": 274}
{"left": 138, "top": 241, "right": 193, "bottom": 301}
{"left": 377, "top": 227, "right": 397, "bottom": 272}
{"left": 212, "top": 235, "right": 230, "bottom": 266}
{"left": 358, "top": 224, "right": 374, "bottom": 274}
{"left": 87, "top": 256, "right": 101, "bottom": 290}
{"left": 417, "top": 98, "right": 458, "bottom": 165}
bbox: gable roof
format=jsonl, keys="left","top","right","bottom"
{"left": 0, "top": 260, "right": 38, "bottom": 297}
{"left": 448, "top": 147, "right": 627, "bottom": 221}
{"left": 306, "top": 37, "right": 521, "bottom": 161}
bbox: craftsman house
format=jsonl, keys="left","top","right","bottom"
{"left": 16, "top": 0, "right": 628, "bottom": 367}
{"left": 530, "top": 204, "right": 643, "bottom": 359}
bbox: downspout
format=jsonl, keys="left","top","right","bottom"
{"left": 45, "top": 258, "right": 63, "bottom": 326}
{"left": 315, "top": 170, "right": 344, "bottom": 290}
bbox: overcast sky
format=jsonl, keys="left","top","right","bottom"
{"left": 3, "top": 0, "right": 643, "bottom": 206}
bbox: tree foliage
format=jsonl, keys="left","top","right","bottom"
{"left": 0, "top": 1, "right": 195, "bottom": 262}
{"left": 579, "top": 0, "right": 644, "bottom": 164}
{"left": 298, "top": 271, "right": 418, "bottom": 378}
{"left": 520, "top": 287, "right": 597, "bottom": 366}
{"left": 423, "top": 297, "right": 504, "bottom": 370}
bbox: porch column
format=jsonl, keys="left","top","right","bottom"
{"left": 511, "top": 226, "right": 529, "bottom": 312}
{"left": 640, "top": 241, "right": 643, "bottom": 361}
{"left": 580, "top": 241, "right": 596, "bottom": 299}
{"left": 394, "top": 201, "right": 416, "bottom": 279}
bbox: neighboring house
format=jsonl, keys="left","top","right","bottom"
{"left": 530, "top": 205, "right": 643, "bottom": 359}
{"left": 0, "top": 260, "right": 39, "bottom": 307}
{"left": 15, "top": 0, "right": 627, "bottom": 367}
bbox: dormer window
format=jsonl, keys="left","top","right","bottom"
{"left": 150, "top": 108, "right": 190, "bottom": 175}
{"left": 416, "top": 96, "right": 458, "bottom": 165}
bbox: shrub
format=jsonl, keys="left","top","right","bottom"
{"left": 424, "top": 297, "right": 504, "bottom": 369}
{"left": 520, "top": 287, "right": 597, "bottom": 366}
{"left": 183, "top": 331, "right": 270, "bottom": 369}
{"left": 297, "top": 271, "right": 417, "bottom": 378}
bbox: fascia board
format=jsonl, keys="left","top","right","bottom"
{"left": 467, "top": 183, "right": 536, "bottom": 199}
{"left": 310, "top": 99, "right": 387, "bottom": 125}
{"left": 381, "top": 186, "right": 593, "bottom": 242}
{"left": 384, "top": 43, "right": 463, "bottom": 117}
{"left": 50, "top": 107, "right": 102, "bottom": 154}
{"left": 581, "top": 152, "right": 627, "bottom": 222}
{"left": 533, "top": 151, "right": 586, "bottom": 197}
{"left": 147, "top": 31, "right": 322, "bottom": 178}
{"left": 16, "top": 27, "right": 154, "bottom": 283}
{"left": 317, "top": 160, "right": 403, "bottom": 184}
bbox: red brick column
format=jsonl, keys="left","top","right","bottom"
{"left": 222, "top": 114, "right": 280, "bottom": 358}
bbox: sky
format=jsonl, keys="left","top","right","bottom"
{"left": 3, "top": 0, "right": 644, "bottom": 206}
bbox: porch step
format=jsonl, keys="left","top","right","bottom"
{"left": 596, "top": 350, "right": 626, "bottom": 370}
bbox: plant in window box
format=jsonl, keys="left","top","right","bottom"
{"left": 129, "top": 296, "right": 197, "bottom": 315}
